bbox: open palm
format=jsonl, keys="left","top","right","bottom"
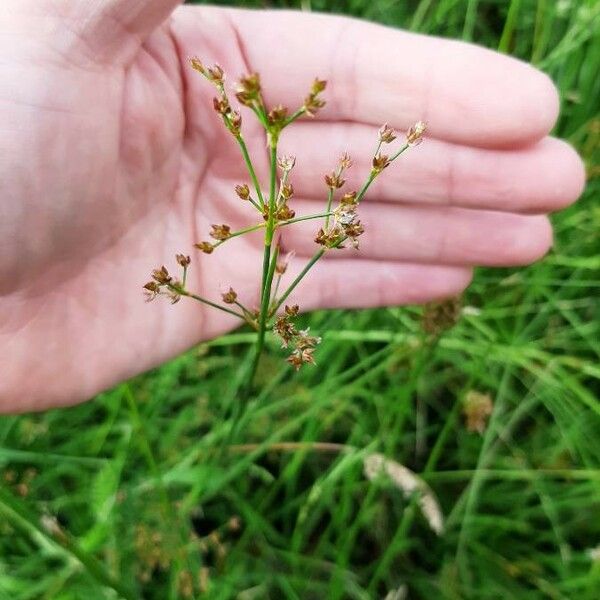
{"left": 0, "top": 1, "right": 585, "bottom": 411}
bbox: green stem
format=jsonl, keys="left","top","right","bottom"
{"left": 324, "top": 188, "right": 334, "bottom": 229}
{"left": 279, "top": 211, "right": 334, "bottom": 228}
{"left": 390, "top": 143, "right": 410, "bottom": 162}
{"left": 356, "top": 172, "right": 377, "bottom": 203}
{"left": 243, "top": 141, "right": 279, "bottom": 395}
{"left": 284, "top": 107, "right": 306, "bottom": 127}
{"left": 212, "top": 222, "right": 267, "bottom": 249}
{"left": 234, "top": 300, "right": 255, "bottom": 323}
{"left": 170, "top": 286, "right": 245, "bottom": 320}
{"left": 247, "top": 196, "right": 262, "bottom": 212}
{"left": 270, "top": 248, "right": 326, "bottom": 317}
{"left": 235, "top": 134, "right": 266, "bottom": 209}
{"left": 181, "top": 265, "right": 188, "bottom": 288}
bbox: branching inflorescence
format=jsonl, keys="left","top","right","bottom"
{"left": 144, "top": 59, "right": 426, "bottom": 389}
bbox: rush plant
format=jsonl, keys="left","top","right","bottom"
{"left": 144, "top": 59, "right": 426, "bottom": 393}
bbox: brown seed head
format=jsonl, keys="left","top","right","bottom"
{"left": 176, "top": 254, "right": 191, "bottom": 267}
{"left": 311, "top": 79, "right": 327, "bottom": 95}
{"left": 144, "top": 281, "right": 160, "bottom": 293}
{"left": 143, "top": 281, "right": 161, "bottom": 301}
{"left": 274, "top": 315, "right": 297, "bottom": 347}
{"left": 422, "top": 296, "right": 462, "bottom": 335}
{"left": 315, "top": 225, "right": 344, "bottom": 248}
{"left": 235, "top": 73, "right": 261, "bottom": 106}
{"left": 210, "top": 224, "right": 231, "bottom": 241}
{"left": 190, "top": 57, "right": 206, "bottom": 75}
{"left": 324, "top": 172, "right": 345, "bottom": 189}
{"left": 285, "top": 304, "right": 300, "bottom": 317}
{"left": 296, "top": 328, "right": 321, "bottom": 350}
{"left": 287, "top": 350, "right": 303, "bottom": 370}
{"left": 152, "top": 266, "right": 172, "bottom": 285}
{"left": 277, "top": 205, "right": 296, "bottom": 221}
{"left": 235, "top": 184, "right": 250, "bottom": 200}
{"left": 267, "top": 104, "right": 289, "bottom": 126}
{"left": 238, "top": 73, "right": 261, "bottom": 95}
{"left": 235, "top": 91, "right": 253, "bottom": 106}
{"left": 287, "top": 347, "right": 316, "bottom": 370}
{"left": 342, "top": 221, "right": 365, "bottom": 248}
{"left": 278, "top": 155, "right": 296, "bottom": 171}
{"left": 463, "top": 391, "right": 494, "bottom": 434}
{"left": 338, "top": 152, "right": 353, "bottom": 170}
{"left": 340, "top": 191, "right": 357, "bottom": 206}
{"left": 378, "top": 123, "right": 397, "bottom": 143}
{"left": 304, "top": 95, "right": 326, "bottom": 117}
{"left": 335, "top": 207, "right": 357, "bottom": 225}
{"left": 206, "top": 64, "right": 224, "bottom": 83}
{"left": 194, "top": 241, "right": 214, "bottom": 254}
{"left": 314, "top": 228, "right": 327, "bottom": 246}
{"left": 221, "top": 287, "right": 238, "bottom": 304}
{"left": 406, "top": 120, "right": 427, "bottom": 146}
{"left": 213, "top": 96, "right": 230, "bottom": 115}
{"left": 372, "top": 153, "right": 391, "bottom": 173}
{"left": 281, "top": 183, "right": 294, "bottom": 200}
{"left": 228, "top": 111, "right": 242, "bottom": 135}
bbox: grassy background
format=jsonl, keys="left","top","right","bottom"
{"left": 1, "top": 0, "right": 599, "bottom": 598}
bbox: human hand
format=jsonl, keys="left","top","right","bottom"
{"left": 0, "top": 1, "right": 585, "bottom": 412}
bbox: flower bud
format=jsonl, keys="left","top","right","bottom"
{"left": 235, "top": 184, "right": 250, "bottom": 200}
{"left": 221, "top": 287, "right": 238, "bottom": 304}
{"left": 372, "top": 153, "right": 390, "bottom": 173}
{"left": 210, "top": 224, "right": 231, "bottom": 241}
{"left": 194, "top": 242, "right": 214, "bottom": 254}
{"left": 151, "top": 266, "right": 171, "bottom": 285}
{"left": 176, "top": 254, "right": 191, "bottom": 267}
{"left": 378, "top": 123, "right": 396, "bottom": 143}
{"left": 406, "top": 121, "right": 426, "bottom": 146}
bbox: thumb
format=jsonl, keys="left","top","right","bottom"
{"left": 51, "top": 0, "right": 182, "bottom": 64}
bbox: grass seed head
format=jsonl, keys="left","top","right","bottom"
{"left": 372, "top": 153, "right": 391, "bottom": 173}
{"left": 210, "top": 224, "right": 232, "bottom": 241}
{"left": 378, "top": 123, "right": 397, "bottom": 143}
{"left": 176, "top": 254, "right": 191, "bottom": 267}
{"left": 221, "top": 287, "right": 238, "bottom": 304}
{"left": 235, "top": 184, "right": 250, "bottom": 200}
{"left": 194, "top": 241, "right": 214, "bottom": 254}
{"left": 406, "top": 120, "right": 427, "bottom": 146}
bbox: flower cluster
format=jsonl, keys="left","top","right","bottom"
{"left": 273, "top": 305, "right": 322, "bottom": 370}
{"left": 144, "top": 60, "right": 427, "bottom": 381}
{"left": 303, "top": 79, "right": 327, "bottom": 117}
{"left": 143, "top": 263, "right": 183, "bottom": 304}
{"left": 315, "top": 154, "right": 365, "bottom": 249}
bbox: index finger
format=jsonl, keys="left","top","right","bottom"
{"left": 226, "top": 9, "right": 559, "bottom": 148}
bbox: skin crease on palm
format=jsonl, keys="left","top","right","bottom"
{"left": 0, "top": 1, "right": 586, "bottom": 413}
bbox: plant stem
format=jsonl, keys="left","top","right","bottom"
{"left": 212, "top": 222, "right": 267, "bottom": 248}
{"left": 181, "top": 264, "right": 188, "bottom": 288}
{"left": 324, "top": 188, "right": 334, "bottom": 229}
{"left": 390, "top": 142, "right": 410, "bottom": 162}
{"left": 284, "top": 107, "right": 306, "bottom": 127}
{"left": 243, "top": 141, "right": 279, "bottom": 395}
{"left": 270, "top": 248, "right": 326, "bottom": 317}
{"left": 247, "top": 196, "right": 263, "bottom": 212}
{"left": 279, "top": 211, "right": 334, "bottom": 228}
{"left": 170, "top": 286, "right": 245, "bottom": 320}
{"left": 235, "top": 134, "right": 266, "bottom": 209}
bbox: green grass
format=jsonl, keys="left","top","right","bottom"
{"left": 2, "top": 1, "right": 599, "bottom": 598}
